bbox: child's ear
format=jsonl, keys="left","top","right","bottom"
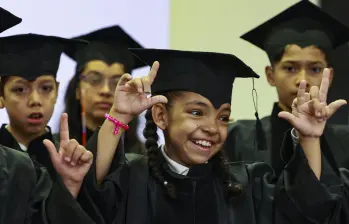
{"left": 152, "top": 103, "right": 168, "bottom": 130}
{"left": 265, "top": 65, "right": 276, "bottom": 87}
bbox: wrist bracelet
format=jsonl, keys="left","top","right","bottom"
{"left": 104, "top": 113, "right": 129, "bottom": 135}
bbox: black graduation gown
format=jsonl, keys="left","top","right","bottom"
{"left": 223, "top": 102, "right": 349, "bottom": 174}
{"left": 0, "top": 144, "right": 95, "bottom": 224}
{"left": 0, "top": 124, "right": 58, "bottom": 178}
{"left": 78, "top": 129, "right": 349, "bottom": 224}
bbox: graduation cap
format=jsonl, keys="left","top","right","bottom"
{"left": 64, "top": 25, "right": 145, "bottom": 72}
{"left": 129, "top": 48, "right": 259, "bottom": 109}
{"left": 241, "top": 0, "right": 349, "bottom": 61}
{"left": 0, "top": 7, "right": 22, "bottom": 33}
{"left": 0, "top": 34, "right": 88, "bottom": 80}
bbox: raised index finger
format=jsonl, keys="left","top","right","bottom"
{"left": 148, "top": 61, "right": 160, "bottom": 84}
{"left": 297, "top": 80, "right": 307, "bottom": 106}
{"left": 143, "top": 61, "right": 160, "bottom": 94}
{"left": 60, "top": 113, "right": 70, "bottom": 146}
{"left": 319, "top": 68, "right": 331, "bottom": 103}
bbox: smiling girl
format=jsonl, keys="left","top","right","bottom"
{"left": 80, "top": 49, "right": 349, "bottom": 224}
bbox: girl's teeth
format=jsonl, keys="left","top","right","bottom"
{"left": 195, "top": 140, "right": 212, "bottom": 147}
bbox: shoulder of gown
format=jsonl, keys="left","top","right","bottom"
{"left": 323, "top": 124, "right": 349, "bottom": 170}
{"left": 272, "top": 129, "right": 349, "bottom": 223}
{"left": 1, "top": 143, "right": 34, "bottom": 168}
{"left": 0, "top": 144, "right": 94, "bottom": 224}
{"left": 223, "top": 117, "right": 271, "bottom": 162}
{"left": 0, "top": 145, "right": 43, "bottom": 223}
{"left": 228, "top": 129, "right": 349, "bottom": 224}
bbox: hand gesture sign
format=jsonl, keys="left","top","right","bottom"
{"left": 110, "top": 61, "right": 168, "bottom": 123}
{"left": 43, "top": 113, "right": 93, "bottom": 196}
{"left": 278, "top": 68, "right": 347, "bottom": 138}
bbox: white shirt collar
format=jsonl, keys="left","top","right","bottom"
{"left": 5, "top": 124, "right": 49, "bottom": 152}
{"left": 161, "top": 145, "right": 189, "bottom": 176}
{"left": 18, "top": 143, "right": 28, "bottom": 151}
{"left": 5, "top": 124, "right": 27, "bottom": 151}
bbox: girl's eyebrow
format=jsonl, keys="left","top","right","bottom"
{"left": 185, "top": 100, "right": 209, "bottom": 108}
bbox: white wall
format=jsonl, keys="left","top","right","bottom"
{"left": 0, "top": 0, "right": 170, "bottom": 143}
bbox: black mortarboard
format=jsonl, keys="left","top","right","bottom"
{"left": 0, "top": 7, "right": 21, "bottom": 33}
{"left": 241, "top": 0, "right": 349, "bottom": 61}
{"left": 130, "top": 48, "right": 259, "bottom": 108}
{"left": 64, "top": 25, "right": 145, "bottom": 72}
{"left": 0, "top": 34, "right": 88, "bottom": 80}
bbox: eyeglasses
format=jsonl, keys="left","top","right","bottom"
{"left": 80, "top": 72, "right": 121, "bottom": 90}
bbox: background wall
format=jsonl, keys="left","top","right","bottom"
{"left": 0, "top": 0, "right": 170, "bottom": 140}
{"left": 1, "top": 0, "right": 347, "bottom": 146}
{"left": 170, "top": 0, "right": 323, "bottom": 122}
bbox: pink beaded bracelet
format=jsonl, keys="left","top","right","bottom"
{"left": 104, "top": 113, "right": 129, "bottom": 135}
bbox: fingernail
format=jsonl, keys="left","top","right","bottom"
{"left": 71, "top": 162, "right": 76, "bottom": 166}
{"left": 316, "top": 112, "right": 321, "bottom": 117}
{"left": 138, "top": 88, "right": 143, "bottom": 93}
{"left": 64, "top": 157, "right": 71, "bottom": 162}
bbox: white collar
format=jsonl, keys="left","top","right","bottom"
{"left": 5, "top": 124, "right": 49, "bottom": 152}
{"left": 18, "top": 142, "right": 28, "bottom": 151}
{"left": 161, "top": 145, "right": 189, "bottom": 176}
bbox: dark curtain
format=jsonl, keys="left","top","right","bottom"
{"left": 321, "top": 0, "right": 349, "bottom": 125}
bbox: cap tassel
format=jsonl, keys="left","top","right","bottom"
{"left": 255, "top": 112, "right": 267, "bottom": 151}
{"left": 252, "top": 79, "right": 267, "bottom": 151}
